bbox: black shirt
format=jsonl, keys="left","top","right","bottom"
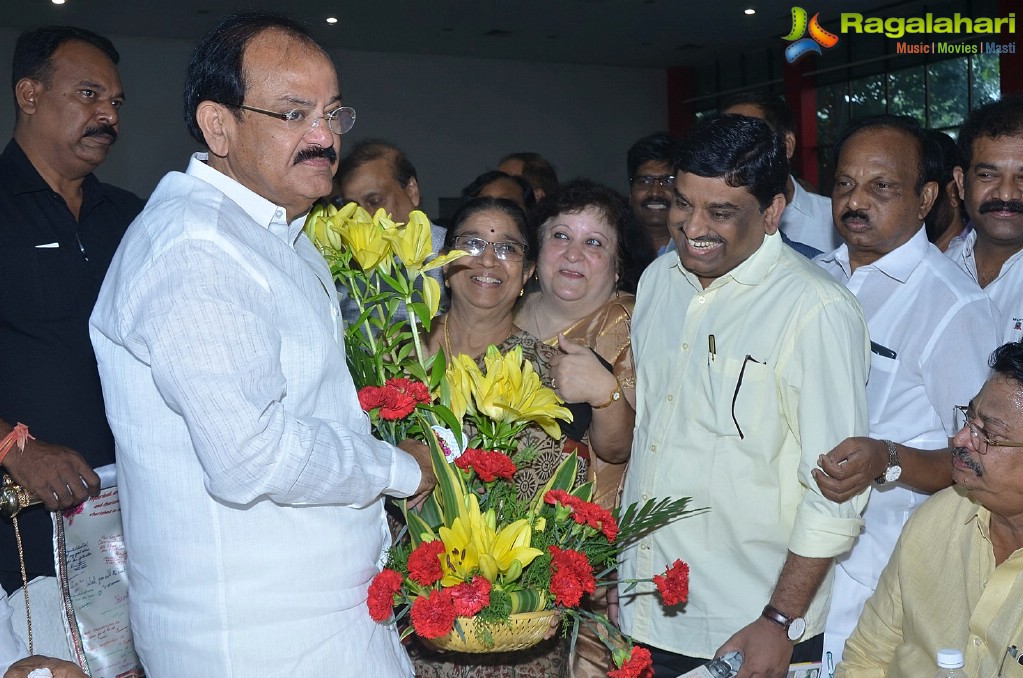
{"left": 0, "top": 139, "right": 144, "bottom": 591}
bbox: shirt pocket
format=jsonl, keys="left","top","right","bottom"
{"left": 706, "top": 354, "right": 775, "bottom": 439}
{"left": 0, "top": 245, "right": 80, "bottom": 320}
{"left": 866, "top": 351, "right": 899, "bottom": 427}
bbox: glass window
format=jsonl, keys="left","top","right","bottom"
{"left": 928, "top": 59, "right": 969, "bottom": 129}
{"left": 848, "top": 74, "right": 887, "bottom": 119}
{"left": 972, "top": 53, "right": 1001, "bottom": 107}
{"left": 888, "top": 66, "right": 925, "bottom": 121}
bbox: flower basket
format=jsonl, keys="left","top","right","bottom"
{"left": 423, "top": 609, "right": 558, "bottom": 653}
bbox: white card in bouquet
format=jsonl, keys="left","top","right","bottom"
{"left": 52, "top": 486, "right": 143, "bottom": 678}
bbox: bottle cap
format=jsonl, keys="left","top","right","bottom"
{"left": 937, "top": 648, "right": 965, "bottom": 668}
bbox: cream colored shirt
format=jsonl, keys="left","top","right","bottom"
{"left": 619, "top": 232, "right": 870, "bottom": 657}
{"left": 838, "top": 487, "right": 1023, "bottom": 678}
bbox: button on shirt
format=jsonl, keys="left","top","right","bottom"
{"left": 0, "top": 139, "right": 143, "bottom": 590}
{"left": 619, "top": 233, "right": 870, "bottom": 658}
{"left": 837, "top": 488, "right": 1023, "bottom": 678}
{"left": 816, "top": 227, "right": 999, "bottom": 661}
{"left": 90, "top": 154, "right": 420, "bottom": 677}
{"left": 946, "top": 228, "right": 1023, "bottom": 344}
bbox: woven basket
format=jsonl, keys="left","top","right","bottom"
{"left": 423, "top": 610, "right": 557, "bottom": 653}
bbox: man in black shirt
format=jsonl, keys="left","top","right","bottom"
{"left": 0, "top": 26, "right": 143, "bottom": 595}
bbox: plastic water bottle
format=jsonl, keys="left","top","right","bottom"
{"left": 678, "top": 651, "right": 743, "bottom": 677}
{"left": 933, "top": 648, "right": 967, "bottom": 677}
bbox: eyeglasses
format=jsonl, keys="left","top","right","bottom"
{"left": 631, "top": 174, "right": 675, "bottom": 189}
{"left": 953, "top": 405, "right": 1023, "bottom": 453}
{"left": 452, "top": 236, "right": 527, "bottom": 262}
{"left": 230, "top": 103, "right": 356, "bottom": 135}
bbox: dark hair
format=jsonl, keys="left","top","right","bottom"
{"left": 461, "top": 171, "right": 536, "bottom": 213}
{"left": 924, "top": 130, "right": 967, "bottom": 244}
{"left": 719, "top": 91, "right": 796, "bottom": 139}
{"left": 446, "top": 197, "right": 537, "bottom": 266}
{"left": 676, "top": 114, "right": 788, "bottom": 210}
{"left": 958, "top": 94, "right": 1023, "bottom": 169}
{"left": 498, "top": 152, "right": 559, "bottom": 198}
{"left": 12, "top": 26, "right": 119, "bottom": 94}
{"left": 989, "top": 341, "right": 1023, "bottom": 386}
{"left": 337, "top": 138, "right": 418, "bottom": 189}
{"left": 184, "top": 12, "right": 325, "bottom": 146}
{"left": 626, "top": 132, "right": 678, "bottom": 179}
{"left": 832, "top": 114, "right": 939, "bottom": 195}
{"left": 535, "top": 178, "right": 652, "bottom": 293}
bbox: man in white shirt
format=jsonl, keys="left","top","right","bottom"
{"left": 0, "top": 585, "right": 84, "bottom": 677}
{"left": 620, "top": 113, "right": 870, "bottom": 677}
{"left": 721, "top": 92, "right": 841, "bottom": 253}
{"left": 945, "top": 95, "right": 1023, "bottom": 344}
{"left": 89, "top": 13, "right": 433, "bottom": 677}
{"left": 813, "top": 115, "right": 999, "bottom": 663}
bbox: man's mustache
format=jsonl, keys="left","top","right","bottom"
{"left": 841, "top": 209, "right": 870, "bottom": 225}
{"left": 84, "top": 124, "right": 118, "bottom": 143}
{"left": 952, "top": 446, "right": 983, "bottom": 476}
{"left": 979, "top": 198, "right": 1023, "bottom": 215}
{"left": 293, "top": 146, "right": 337, "bottom": 165}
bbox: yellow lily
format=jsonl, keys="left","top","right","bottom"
{"left": 337, "top": 204, "right": 393, "bottom": 273}
{"left": 437, "top": 493, "right": 542, "bottom": 586}
{"left": 443, "top": 353, "right": 481, "bottom": 421}
{"left": 471, "top": 346, "right": 572, "bottom": 439}
{"left": 387, "top": 211, "right": 469, "bottom": 317}
{"left": 303, "top": 202, "right": 345, "bottom": 252}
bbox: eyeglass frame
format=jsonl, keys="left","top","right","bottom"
{"left": 451, "top": 235, "right": 528, "bottom": 262}
{"left": 953, "top": 405, "right": 1023, "bottom": 452}
{"left": 226, "top": 103, "right": 357, "bottom": 135}
{"left": 630, "top": 174, "right": 676, "bottom": 189}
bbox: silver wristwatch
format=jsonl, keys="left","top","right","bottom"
{"left": 874, "top": 439, "right": 902, "bottom": 485}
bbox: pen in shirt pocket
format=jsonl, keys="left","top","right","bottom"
{"left": 708, "top": 334, "right": 716, "bottom": 365}
{"left": 870, "top": 340, "right": 897, "bottom": 359}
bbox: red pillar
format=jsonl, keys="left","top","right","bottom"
{"left": 783, "top": 58, "right": 819, "bottom": 187}
{"left": 666, "top": 66, "right": 697, "bottom": 138}
{"left": 999, "top": 0, "right": 1022, "bottom": 94}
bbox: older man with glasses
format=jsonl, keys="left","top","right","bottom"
{"left": 89, "top": 12, "right": 433, "bottom": 677}
{"left": 837, "top": 340, "right": 1023, "bottom": 677}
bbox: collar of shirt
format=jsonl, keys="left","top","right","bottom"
{"left": 787, "top": 175, "right": 814, "bottom": 217}
{"left": 1, "top": 139, "right": 105, "bottom": 212}
{"left": 819, "top": 225, "right": 929, "bottom": 283}
{"left": 673, "top": 230, "right": 782, "bottom": 291}
{"left": 186, "top": 152, "right": 306, "bottom": 247}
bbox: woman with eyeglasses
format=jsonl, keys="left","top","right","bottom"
{"left": 514, "top": 179, "right": 642, "bottom": 678}
{"left": 412, "top": 195, "right": 582, "bottom": 677}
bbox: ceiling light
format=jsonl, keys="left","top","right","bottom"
{"left": 52, "top": 0, "right": 66, "bottom": 4}
{"left": 744, "top": 8, "right": 755, "bottom": 14}
{"left": 326, "top": 17, "right": 338, "bottom": 24}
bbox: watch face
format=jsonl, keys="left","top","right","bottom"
{"left": 885, "top": 465, "right": 902, "bottom": 483}
{"left": 787, "top": 617, "right": 806, "bottom": 641}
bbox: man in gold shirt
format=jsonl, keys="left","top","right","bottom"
{"left": 838, "top": 340, "right": 1023, "bottom": 677}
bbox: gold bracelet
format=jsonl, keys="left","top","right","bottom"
{"left": 593, "top": 382, "right": 622, "bottom": 409}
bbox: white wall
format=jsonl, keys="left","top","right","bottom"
{"left": 0, "top": 29, "right": 667, "bottom": 214}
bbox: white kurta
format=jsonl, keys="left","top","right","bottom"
{"left": 816, "top": 227, "right": 999, "bottom": 663}
{"left": 946, "top": 228, "right": 1023, "bottom": 344}
{"left": 90, "top": 155, "right": 419, "bottom": 677}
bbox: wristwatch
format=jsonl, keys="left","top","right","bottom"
{"left": 874, "top": 439, "right": 902, "bottom": 485}
{"left": 761, "top": 604, "right": 806, "bottom": 641}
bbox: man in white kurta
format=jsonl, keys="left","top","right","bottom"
{"left": 813, "top": 117, "right": 999, "bottom": 663}
{"left": 89, "top": 15, "right": 427, "bottom": 677}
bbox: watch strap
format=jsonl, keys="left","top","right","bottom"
{"left": 874, "top": 439, "right": 900, "bottom": 484}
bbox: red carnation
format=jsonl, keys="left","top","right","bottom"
{"left": 358, "top": 385, "right": 387, "bottom": 412}
{"left": 410, "top": 588, "right": 457, "bottom": 639}
{"left": 450, "top": 576, "right": 492, "bottom": 617}
{"left": 386, "top": 377, "right": 432, "bottom": 404}
{"left": 653, "top": 559, "right": 690, "bottom": 607}
{"left": 367, "top": 569, "right": 404, "bottom": 622}
{"left": 568, "top": 500, "right": 619, "bottom": 543}
{"left": 379, "top": 388, "right": 417, "bottom": 420}
{"left": 609, "top": 645, "right": 653, "bottom": 678}
{"left": 544, "top": 489, "right": 577, "bottom": 507}
{"left": 407, "top": 539, "right": 445, "bottom": 586}
{"left": 454, "top": 448, "right": 516, "bottom": 482}
{"left": 548, "top": 545, "right": 595, "bottom": 608}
